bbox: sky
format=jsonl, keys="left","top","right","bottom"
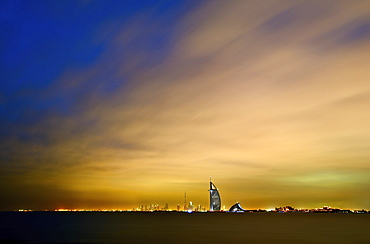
{"left": 1, "top": 0, "right": 369, "bottom": 211}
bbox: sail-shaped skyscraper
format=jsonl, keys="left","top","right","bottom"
{"left": 209, "top": 178, "right": 221, "bottom": 211}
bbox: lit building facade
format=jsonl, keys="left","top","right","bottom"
{"left": 229, "top": 202, "right": 246, "bottom": 212}
{"left": 209, "top": 180, "right": 221, "bottom": 211}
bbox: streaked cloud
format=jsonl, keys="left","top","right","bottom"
{"left": 1, "top": 0, "right": 369, "bottom": 210}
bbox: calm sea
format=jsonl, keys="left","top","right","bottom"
{"left": 0, "top": 212, "right": 369, "bottom": 243}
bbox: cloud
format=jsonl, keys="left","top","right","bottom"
{"left": 1, "top": 0, "right": 369, "bottom": 210}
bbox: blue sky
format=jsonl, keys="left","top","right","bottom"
{"left": 1, "top": 0, "right": 197, "bottom": 121}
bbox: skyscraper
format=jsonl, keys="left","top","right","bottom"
{"left": 209, "top": 178, "right": 221, "bottom": 211}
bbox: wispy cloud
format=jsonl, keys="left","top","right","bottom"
{"left": 1, "top": 0, "right": 369, "bottom": 210}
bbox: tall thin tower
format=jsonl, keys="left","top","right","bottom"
{"left": 209, "top": 177, "right": 221, "bottom": 211}
{"left": 184, "top": 192, "right": 187, "bottom": 211}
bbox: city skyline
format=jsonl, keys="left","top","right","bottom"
{"left": 11, "top": 178, "right": 370, "bottom": 212}
{"left": 1, "top": 0, "right": 369, "bottom": 211}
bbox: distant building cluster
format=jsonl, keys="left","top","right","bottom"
{"left": 132, "top": 202, "right": 207, "bottom": 212}
{"left": 133, "top": 203, "right": 167, "bottom": 212}
{"left": 273, "top": 206, "right": 368, "bottom": 214}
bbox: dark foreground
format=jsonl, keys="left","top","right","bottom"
{"left": 0, "top": 212, "right": 369, "bottom": 244}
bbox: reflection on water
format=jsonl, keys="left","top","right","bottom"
{"left": 0, "top": 212, "right": 369, "bottom": 243}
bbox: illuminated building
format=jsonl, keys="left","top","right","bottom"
{"left": 229, "top": 202, "right": 246, "bottom": 212}
{"left": 209, "top": 178, "right": 221, "bottom": 211}
{"left": 188, "top": 201, "right": 194, "bottom": 211}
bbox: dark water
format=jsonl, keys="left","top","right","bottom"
{"left": 0, "top": 212, "right": 369, "bottom": 243}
